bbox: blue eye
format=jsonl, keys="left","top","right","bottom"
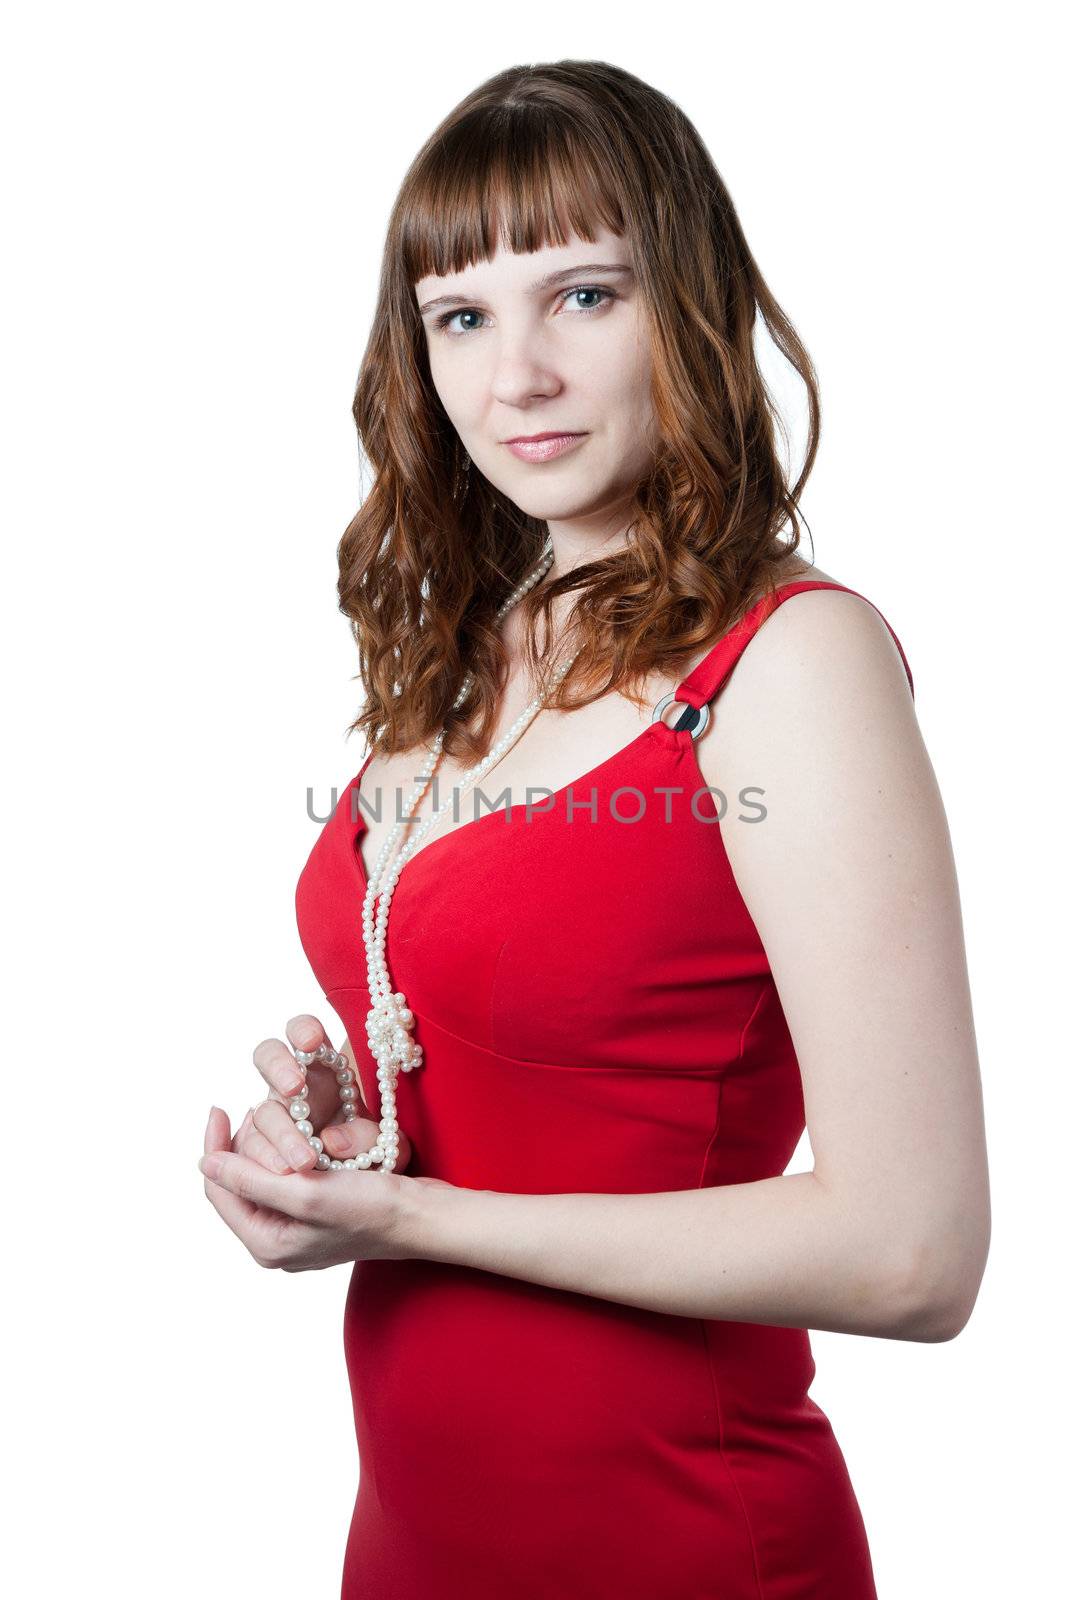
{"left": 433, "top": 284, "right": 617, "bottom": 336}
{"left": 560, "top": 286, "right": 614, "bottom": 313}
{"left": 437, "top": 308, "right": 486, "bottom": 335}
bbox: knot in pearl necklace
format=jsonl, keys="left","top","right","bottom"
{"left": 288, "top": 536, "right": 576, "bottom": 1173}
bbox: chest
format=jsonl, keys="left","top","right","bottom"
{"left": 297, "top": 713, "right": 767, "bottom": 1081}
{"left": 354, "top": 659, "right": 729, "bottom": 882}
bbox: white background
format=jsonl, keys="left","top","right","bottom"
{"left": 3, "top": 3, "right": 1059, "bottom": 1595}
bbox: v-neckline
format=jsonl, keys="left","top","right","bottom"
{"left": 347, "top": 715, "right": 693, "bottom": 895}
{"left": 342, "top": 574, "right": 851, "bottom": 897}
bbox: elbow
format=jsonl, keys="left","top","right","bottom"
{"left": 884, "top": 1216, "right": 992, "bottom": 1343}
{"left": 897, "top": 1284, "right": 977, "bottom": 1344}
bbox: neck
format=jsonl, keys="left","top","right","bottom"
{"left": 544, "top": 513, "right": 636, "bottom": 578}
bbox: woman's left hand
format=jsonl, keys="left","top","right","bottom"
{"left": 199, "top": 1106, "right": 417, "bottom": 1272}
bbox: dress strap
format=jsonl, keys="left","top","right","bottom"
{"left": 673, "top": 580, "right": 915, "bottom": 714}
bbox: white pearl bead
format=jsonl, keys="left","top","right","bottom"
{"left": 329, "top": 1160, "right": 344, "bottom": 1170}
{"left": 309, "top": 1136, "right": 323, "bottom": 1152}
{"left": 349, "top": 540, "right": 564, "bottom": 1182}
{"left": 342, "top": 1158, "right": 359, "bottom": 1170}
{"left": 295, "top": 1119, "right": 313, "bottom": 1136}
{"left": 316, "top": 1153, "right": 331, "bottom": 1170}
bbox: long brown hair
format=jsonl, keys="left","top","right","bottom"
{"left": 339, "top": 59, "right": 820, "bottom": 762}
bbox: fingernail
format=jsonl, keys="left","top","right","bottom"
{"left": 284, "top": 1140, "right": 311, "bottom": 1170}
{"left": 282, "top": 1072, "right": 304, "bottom": 1095}
{"left": 199, "top": 1154, "right": 221, "bottom": 1179}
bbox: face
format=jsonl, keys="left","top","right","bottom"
{"left": 414, "top": 226, "right": 658, "bottom": 568}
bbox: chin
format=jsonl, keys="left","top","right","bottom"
{"left": 499, "top": 487, "right": 605, "bottom": 522}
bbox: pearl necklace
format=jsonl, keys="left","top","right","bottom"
{"left": 288, "top": 537, "right": 576, "bottom": 1173}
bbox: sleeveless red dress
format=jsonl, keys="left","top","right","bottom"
{"left": 295, "top": 579, "right": 914, "bottom": 1599}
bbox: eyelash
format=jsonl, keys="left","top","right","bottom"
{"left": 432, "top": 284, "right": 617, "bottom": 335}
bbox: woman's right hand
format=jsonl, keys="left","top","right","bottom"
{"left": 232, "top": 1013, "right": 412, "bottom": 1176}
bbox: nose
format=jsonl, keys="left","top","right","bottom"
{"left": 489, "top": 328, "right": 564, "bottom": 409}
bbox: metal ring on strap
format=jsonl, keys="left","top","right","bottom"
{"left": 651, "top": 692, "right": 710, "bottom": 739}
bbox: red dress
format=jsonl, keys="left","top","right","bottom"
{"left": 295, "top": 579, "right": 914, "bottom": 1599}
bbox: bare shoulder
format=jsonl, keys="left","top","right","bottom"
{"left": 708, "top": 561, "right": 913, "bottom": 742}
{"left": 695, "top": 560, "right": 921, "bottom": 836}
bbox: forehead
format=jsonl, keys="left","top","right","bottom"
{"left": 413, "top": 228, "right": 631, "bottom": 295}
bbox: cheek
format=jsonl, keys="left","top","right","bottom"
{"left": 428, "top": 352, "right": 481, "bottom": 428}
{"left": 623, "top": 349, "right": 657, "bottom": 445}
{"left": 609, "top": 359, "right": 656, "bottom": 452}
{"left": 595, "top": 325, "right": 652, "bottom": 406}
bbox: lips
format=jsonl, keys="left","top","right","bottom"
{"left": 503, "top": 433, "right": 588, "bottom": 463}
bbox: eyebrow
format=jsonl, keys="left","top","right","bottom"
{"left": 417, "top": 263, "right": 633, "bottom": 316}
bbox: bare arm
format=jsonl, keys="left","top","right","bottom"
{"left": 399, "top": 591, "right": 991, "bottom": 1343}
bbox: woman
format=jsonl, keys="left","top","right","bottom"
{"left": 198, "top": 60, "right": 990, "bottom": 1599}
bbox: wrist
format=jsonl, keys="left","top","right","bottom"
{"left": 390, "top": 1173, "right": 466, "bottom": 1261}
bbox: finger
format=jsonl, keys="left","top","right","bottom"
{"left": 252, "top": 1036, "right": 308, "bottom": 1099}
{"left": 267, "top": 1019, "right": 351, "bottom": 1132}
{"left": 241, "top": 1125, "right": 295, "bottom": 1176}
{"left": 201, "top": 1107, "right": 263, "bottom": 1243}
{"left": 204, "top": 1105, "right": 233, "bottom": 1157}
{"left": 285, "top": 1017, "right": 356, "bottom": 1112}
{"left": 321, "top": 1114, "right": 410, "bottom": 1171}
{"left": 198, "top": 1149, "right": 318, "bottom": 1219}
{"left": 285, "top": 1013, "right": 334, "bottom": 1065}
{"left": 252, "top": 1096, "right": 318, "bottom": 1174}
{"left": 231, "top": 1106, "right": 256, "bottom": 1154}
{"left": 321, "top": 1117, "right": 376, "bottom": 1159}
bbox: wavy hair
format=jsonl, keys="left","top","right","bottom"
{"left": 339, "top": 59, "right": 820, "bottom": 762}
